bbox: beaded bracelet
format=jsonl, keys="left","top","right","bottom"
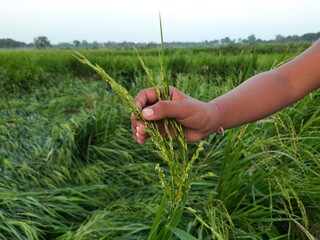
{"left": 213, "top": 101, "right": 225, "bottom": 135}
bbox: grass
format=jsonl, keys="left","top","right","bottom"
{"left": 0, "top": 43, "right": 319, "bottom": 239}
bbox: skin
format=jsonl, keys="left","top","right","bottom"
{"left": 131, "top": 39, "right": 320, "bottom": 144}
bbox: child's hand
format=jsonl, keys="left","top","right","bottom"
{"left": 131, "top": 86, "right": 220, "bottom": 144}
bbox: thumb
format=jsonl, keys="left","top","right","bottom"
{"left": 142, "top": 100, "right": 186, "bottom": 121}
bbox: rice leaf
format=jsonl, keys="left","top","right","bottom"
{"left": 168, "top": 226, "right": 198, "bottom": 240}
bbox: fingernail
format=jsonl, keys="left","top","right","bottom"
{"left": 142, "top": 108, "right": 154, "bottom": 117}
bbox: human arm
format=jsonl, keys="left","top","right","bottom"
{"left": 212, "top": 39, "right": 320, "bottom": 130}
{"left": 132, "top": 39, "right": 320, "bottom": 144}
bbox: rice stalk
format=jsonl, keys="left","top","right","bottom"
{"left": 74, "top": 49, "right": 207, "bottom": 235}
{"left": 74, "top": 18, "right": 211, "bottom": 239}
{"left": 292, "top": 219, "right": 317, "bottom": 240}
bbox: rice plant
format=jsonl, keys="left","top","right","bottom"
{"left": 1, "top": 35, "right": 319, "bottom": 239}
{"left": 74, "top": 18, "right": 216, "bottom": 240}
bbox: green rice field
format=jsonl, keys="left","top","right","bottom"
{"left": 0, "top": 43, "right": 319, "bottom": 239}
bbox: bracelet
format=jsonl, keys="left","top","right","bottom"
{"left": 213, "top": 101, "right": 225, "bottom": 135}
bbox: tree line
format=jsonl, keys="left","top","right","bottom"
{"left": 1, "top": 32, "right": 319, "bottom": 49}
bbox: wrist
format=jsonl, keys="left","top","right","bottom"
{"left": 207, "top": 100, "right": 225, "bottom": 135}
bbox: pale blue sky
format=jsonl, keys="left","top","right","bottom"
{"left": 1, "top": 0, "right": 319, "bottom": 44}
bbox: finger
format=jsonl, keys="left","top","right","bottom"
{"left": 132, "top": 121, "right": 149, "bottom": 144}
{"left": 136, "top": 124, "right": 148, "bottom": 138}
{"left": 133, "top": 134, "right": 146, "bottom": 145}
{"left": 132, "top": 120, "right": 145, "bottom": 135}
{"left": 141, "top": 100, "right": 192, "bottom": 122}
{"left": 169, "top": 86, "right": 187, "bottom": 101}
{"left": 134, "top": 87, "right": 160, "bottom": 109}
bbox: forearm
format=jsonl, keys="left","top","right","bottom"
{"left": 210, "top": 69, "right": 303, "bottom": 130}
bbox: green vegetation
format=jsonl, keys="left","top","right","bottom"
{"left": 0, "top": 43, "right": 319, "bottom": 239}
{"left": 1, "top": 31, "right": 319, "bottom": 49}
{"left": 74, "top": 32, "right": 214, "bottom": 239}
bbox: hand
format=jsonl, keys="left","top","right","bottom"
{"left": 131, "top": 86, "right": 220, "bottom": 144}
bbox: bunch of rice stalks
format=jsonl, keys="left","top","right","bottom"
{"left": 74, "top": 19, "right": 214, "bottom": 240}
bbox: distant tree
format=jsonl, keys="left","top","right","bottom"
{"left": 73, "top": 40, "right": 81, "bottom": 47}
{"left": 34, "top": 36, "right": 51, "bottom": 48}
{"left": 289, "top": 35, "right": 300, "bottom": 42}
{"left": 275, "top": 34, "right": 286, "bottom": 43}
{"left": 211, "top": 39, "right": 220, "bottom": 45}
{"left": 56, "top": 42, "right": 73, "bottom": 49}
{"left": 92, "top": 41, "right": 100, "bottom": 49}
{"left": 146, "top": 42, "right": 157, "bottom": 48}
{"left": 0, "top": 38, "right": 27, "bottom": 48}
{"left": 81, "top": 40, "right": 89, "bottom": 48}
{"left": 243, "top": 34, "right": 257, "bottom": 44}
{"left": 300, "top": 33, "right": 318, "bottom": 42}
{"left": 221, "top": 37, "right": 231, "bottom": 45}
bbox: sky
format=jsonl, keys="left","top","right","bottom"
{"left": 1, "top": 0, "right": 319, "bottom": 44}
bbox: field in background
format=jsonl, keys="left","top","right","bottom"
{"left": 0, "top": 44, "right": 319, "bottom": 239}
